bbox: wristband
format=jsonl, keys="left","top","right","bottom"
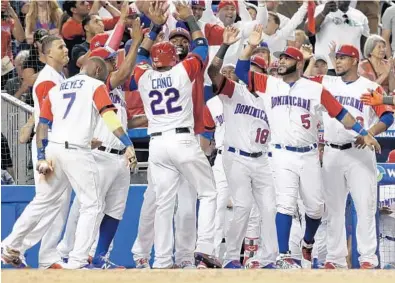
{"left": 383, "top": 96, "right": 394, "bottom": 106}
{"left": 185, "top": 15, "right": 200, "bottom": 33}
{"left": 119, "top": 133, "right": 133, "bottom": 147}
{"left": 351, "top": 122, "right": 368, "bottom": 136}
{"left": 148, "top": 24, "right": 162, "bottom": 41}
{"left": 37, "top": 147, "right": 46, "bottom": 161}
{"left": 216, "top": 44, "right": 230, "bottom": 60}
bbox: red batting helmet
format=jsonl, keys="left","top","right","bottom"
{"left": 151, "top": 42, "right": 178, "bottom": 68}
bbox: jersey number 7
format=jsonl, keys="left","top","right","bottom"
{"left": 63, "top": 92, "right": 76, "bottom": 119}
{"left": 149, "top": 88, "right": 182, "bottom": 115}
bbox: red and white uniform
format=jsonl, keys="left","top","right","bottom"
{"left": 6, "top": 64, "right": 70, "bottom": 269}
{"left": 39, "top": 74, "right": 115, "bottom": 268}
{"left": 249, "top": 72, "right": 343, "bottom": 226}
{"left": 133, "top": 56, "right": 217, "bottom": 268}
{"left": 312, "top": 75, "right": 394, "bottom": 267}
{"left": 214, "top": 78, "right": 277, "bottom": 265}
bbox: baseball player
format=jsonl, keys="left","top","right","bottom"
{"left": 309, "top": 45, "right": 394, "bottom": 269}
{"left": 2, "top": 57, "right": 137, "bottom": 269}
{"left": 235, "top": 25, "right": 381, "bottom": 269}
{"left": 1, "top": 35, "right": 70, "bottom": 269}
{"left": 208, "top": 26, "right": 277, "bottom": 269}
{"left": 55, "top": 9, "right": 143, "bottom": 269}
{"left": 129, "top": 1, "right": 220, "bottom": 269}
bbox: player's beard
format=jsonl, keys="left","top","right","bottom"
{"left": 176, "top": 46, "right": 188, "bottom": 61}
{"left": 278, "top": 63, "right": 297, "bottom": 76}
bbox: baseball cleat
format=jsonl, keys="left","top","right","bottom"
{"left": 245, "top": 260, "right": 277, "bottom": 269}
{"left": 383, "top": 263, "right": 395, "bottom": 269}
{"left": 48, "top": 263, "right": 63, "bottom": 269}
{"left": 360, "top": 262, "right": 376, "bottom": 269}
{"left": 324, "top": 262, "right": 347, "bottom": 269}
{"left": 301, "top": 240, "right": 313, "bottom": 269}
{"left": 135, "top": 258, "right": 150, "bottom": 269}
{"left": 194, "top": 252, "right": 222, "bottom": 268}
{"left": 196, "top": 261, "right": 208, "bottom": 269}
{"left": 1, "top": 246, "right": 23, "bottom": 268}
{"left": 178, "top": 261, "right": 196, "bottom": 269}
{"left": 223, "top": 260, "right": 243, "bottom": 269}
{"left": 90, "top": 256, "right": 126, "bottom": 269}
{"left": 276, "top": 253, "right": 301, "bottom": 269}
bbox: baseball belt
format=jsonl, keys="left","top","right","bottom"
{"left": 97, "top": 145, "right": 126, "bottom": 155}
{"left": 151, "top": 127, "right": 190, "bottom": 137}
{"left": 325, "top": 142, "right": 353, "bottom": 150}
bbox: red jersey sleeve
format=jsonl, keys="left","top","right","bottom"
{"left": 307, "top": 75, "right": 324, "bottom": 84}
{"left": 248, "top": 71, "right": 268, "bottom": 94}
{"left": 182, "top": 56, "right": 203, "bottom": 82}
{"left": 61, "top": 19, "right": 83, "bottom": 40}
{"left": 216, "top": 77, "right": 235, "bottom": 98}
{"left": 205, "top": 24, "right": 224, "bottom": 46}
{"left": 372, "top": 86, "right": 394, "bottom": 117}
{"left": 126, "top": 90, "right": 145, "bottom": 119}
{"left": 93, "top": 84, "right": 116, "bottom": 115}
{"left": 133, "top": 63, "right": 150, "bottom": 85}
{"left": 35, "top": 81, "right": 56, "bottom": 109}
{"left": 40, "top": 96, "right": 53, "bottom": 122}
{"left": 320, "top": 87, "right": 343, "bottom": 118}
{"left": 203, "top": 106, "right": 215, "bottom": 131}
{"left": 103, "top": 17, "right": 119, "bottom": 30}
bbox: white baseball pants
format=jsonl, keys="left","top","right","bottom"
{"left": 222, "top": 151, "right": 277, "bottom": 263}
{"left": 323, "top": 146, "right": 378, "bottom": 266}
{"left": 148, "top": 131, "right": 217, "bottom": 268}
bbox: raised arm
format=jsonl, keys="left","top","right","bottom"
{"left": 240, "top": 3, "right": 268, "bottom": 39}
{"left": 6, "top": 4, "right": 25, "bottom": 43}
{"left": 305, "top": 1, "right": 336, "bottom": 35}
{"left": 208, "top": 26, "right": 240, "bottom": 92}
{"left": 275, "top": 1, "right": 308, "bottom": 39}
{"left": 109, "top": 16, "right": 144, "bottom": 89}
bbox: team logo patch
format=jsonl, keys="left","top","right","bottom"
{"left": 377, "top": 165, "right": 386, "bottom": 182}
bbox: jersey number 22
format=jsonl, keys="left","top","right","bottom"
{"left": 149, "top": 88, "right": 182, "bottom": 115}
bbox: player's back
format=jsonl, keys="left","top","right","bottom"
{"left": 32, "top": 64, "right": 65, "bottom": 131}
{"left": 137, "top": 63, "right": 195, "bottom": 135}
{"left": 48, "top": 74, "right": 106, "bottom": 148}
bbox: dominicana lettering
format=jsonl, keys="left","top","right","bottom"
{"left": 234, "top": 103, "right": 268, "bottom": 124}
{"left": 109, "top": 93, "right": 126, "bottom": 108}
{"left": 271, "top": 96, "right": 311, "bottom": 111}
{"left": 335, "top": 96, "right": 363, "bottom": 112}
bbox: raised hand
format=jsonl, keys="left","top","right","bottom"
{"left": 300, "top": 44, "right": 313, "bottom": 60}
{"left": 248, "top": 24, "right": 263, "bottom": 46}
{"left": 223, "top": 26, "right": 240, "bottom": 46}
{"left": 174, "top": 0, "right": 194, "bottom": 21}
{"left": 130, "top": 17, "right": 144, "bottom": 43}
{"left": 328, "top": 41, "right": 337, "bottom": 57}
{"left": 360, "top": 89, "right": 384, "bottom": 106}
{"left": 148, "top": 1, "right": 169, "bottom": 26}
{"left": 125, "top": 146, "right": 138, "bottom": 170}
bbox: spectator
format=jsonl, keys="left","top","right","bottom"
{"left": 307, "top": 0, "right": 369, "bottom": 75}
{"left": 354, "top": 0, "right": 380, "bottom": 35}
{"left": 381, "top": 4, "right": 395, "bottom": 58}
{"left": 25, "top": 0, "right": 63, "bottom": 44}
{"left": 1, "top": 1, "right": 25, "bottom": 87}
{"left": 14, "top": 29, "right": 48, "bottom": 105}
{"left": 252, "top": 42, "right": 271, "bottom": 67}
{"left": 1, "top": 169, "right": 15, "bottom": 185}
{"left": 1, "top": 133, "right": 15, "bottom": 181}
{"left": 245, "top": 2, "right": 258, "bottom": 20}
{"left": 359, "top": 35, "right": 393, "bottom": 93}
{"left": 294, "top": 29, "right": 309, "bottom": 49}
{"left": 68, "top": 14, "right": 106, "bottom": 76}
{"left": 4, "top": 50, "right": 30, "bottom": 96}
{"left": 90, "top": 0, "right": 122, "bottom": 19}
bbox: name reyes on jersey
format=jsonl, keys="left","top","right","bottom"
{"left": 60, "top": 79, "right": 85, "bottom": 91}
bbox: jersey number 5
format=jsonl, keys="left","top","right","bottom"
{"left": 149, "top": 88, "right": 182, "bottom": 115}
{"left": 63, "top": 92, "right": 76, "bottom": 119}
{"left": 301, "top": 113, "right": 311, "bottom": 129}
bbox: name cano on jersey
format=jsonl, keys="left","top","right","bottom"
{"left": 271, "top": 96, "right": 311, "bottom": 111}
{"left": 234, "top": 103, "right": 269, "bottom": 124}
{"left": 152, "top": 76, "right": 172, "bottom": 89}
{"left": 60, "top": 79, "right": 85, "bottom": 90}
{"left": 334, "top": 96, "right": 363, "bottom": 112}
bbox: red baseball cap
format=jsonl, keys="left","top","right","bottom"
{"left": 218, "top": 0, "right": 238, "bottom": 13}
{"left": 90, "top": 47, "right": 117, "bottom": 60}
{"left": 191, "top": 0, "right": 205, "bottom": 9}
{"left": 251, "top": 55, "right": 267, "bottom": 70}
{"left": 90, "top": 33, "right": 109, "bottom": 51}
{"left": 273, "top": 47, "right": 304, "bottom": 62}
{"left": 388, "top": 150, "right": 395, "bottom": 163}
{"left": 336, "top": 44, "right": 359, "bottom": 59}
{"left": 169, "top": 28, "right": 191, "bottom": 42}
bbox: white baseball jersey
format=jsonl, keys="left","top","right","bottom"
{"left": 32, "top": 64, "right": 65, "bottom": 131}
{"left": 133, "top": 56, "right": 203, "bottom": 135}
{"left": 204, "top": 96, "right": 225, "bottom": 149}
{"left": 315, "top": 75, "right": 394, "bottom": 144}
{"left": 249, "top": 73, "right": 343, "bottom": 147}
{"left": 93, "top": 73, "right": 129, "bottom": 150}
{"left": 216, "top": 77, "right": 270, "bottom": 153}
{"left": 40, "top": 74, "right": 115, "bottom": 148}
